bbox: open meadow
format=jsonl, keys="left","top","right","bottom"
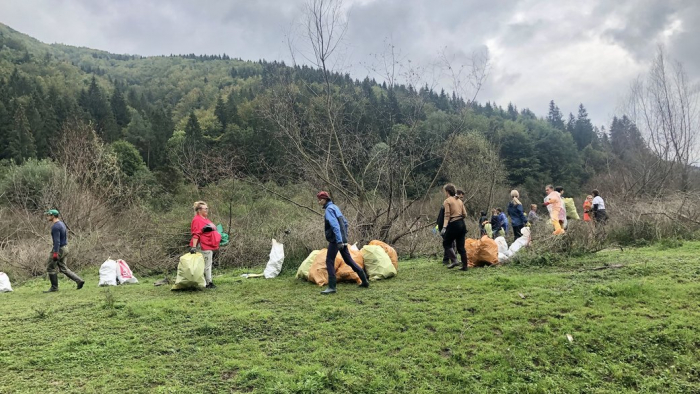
{"left": 1, "top": 242, "right": 699, "bottom": 393}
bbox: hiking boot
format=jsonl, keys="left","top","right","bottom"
{"left": 206, "top": 282, "right": 217, "bottom": 289}
{"left": 321, "top": 277, "right": 337, "bottom": 295}
{"left": 43, "top": 273, "right": 59, "bottom": 293}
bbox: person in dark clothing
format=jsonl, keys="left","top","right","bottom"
{"left": 490, "top": 209, "right": 504, "bottom": 238}
{"left": 436, "top": 206, "right": 457, "bottom": 265}
{"left": 479, "top": 211, "right": 489, "bottom": 236}
{"left": 507, "top": 190, "right": 527, "bottom": 241}
{"left": 440, "top": 184, "right": 469, "bottom": 270}
{"left": 591, "top": 189, "right": 608, "bottom": 224}
{"left": 317, "top": 191, "right": 369, "bottom": 295}
{"left": 43, "top": 209, "right": 84, "bottom": 293}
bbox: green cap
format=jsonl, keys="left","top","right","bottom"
{"left": 44, "top": 209, "right": 59, "bottom": 216}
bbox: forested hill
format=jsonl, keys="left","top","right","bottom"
{"left": 0, "top": 21, "right": 630, "bottom": 199}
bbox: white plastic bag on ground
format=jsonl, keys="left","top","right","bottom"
{"left": 98, "top": 260, "right": 119, "bottom": 286}
{"left": 508, "top": 227, "right": 531, "bottom": 257}
{"left": 117, "top": 259, "right": 139, "bottom": 284}
{"left": 495, "top": 237, "right": 509, "bottom": 255}
{"left": 0, "top": 272, "right": 13, "bottom": 292}
{"left": 263, "top": 239, "right": 285, "bottom": 279}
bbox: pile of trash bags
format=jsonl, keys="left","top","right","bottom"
{"left": 464, "top": 227, "right": 531, "bottom": 267}
{"left": 98, "top": 259, "right": 139, "bottom": 286}
{"left": 296, "top": 240, "right": 398, "bottom": 285}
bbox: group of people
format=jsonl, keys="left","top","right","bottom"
{"left": 39, "top": 186, "right": 607, "bottom": 294}
{"left": 434, "top": 183, "right": 609, "bottom": 270}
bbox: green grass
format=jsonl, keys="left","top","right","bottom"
{"left": 2, "top": 243, "right": 700, "bottom": 393}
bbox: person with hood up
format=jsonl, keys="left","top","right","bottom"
{"left": 317, "top": 191, "right": 369, "bottom": 294}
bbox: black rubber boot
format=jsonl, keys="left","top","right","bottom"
{"left": 459, "top": 261, "right": 468, "bottom": 271}
{"left": 63, "top": 270, "right": 85, "bottom": 290}
{"left": 44, "top": 273, "right": 59, "bottom": 293}
{"left": 321, "top": 276, "right": 337, "bottom": 295}
{"left": 206, "top": 282, "right": 217, "bottom": 289}
{"left": 358, "top": 270, "right": 369, "bottom": 288}
{"left": 447, "top": 262, "right": 460, "bottom": 269}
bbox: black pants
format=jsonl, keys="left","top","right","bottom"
{"left": 512, "top": 225, "right": 523, "bottom": 241}
{"left": 443, "top": 220, "right": 468, "bottom": 264}
{"left": 325, "top": 242, "right": 364, "bottom": 279}
{"left": 595, "top": 210, "right": 608, "bottom": 224}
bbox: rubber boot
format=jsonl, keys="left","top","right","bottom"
{"left": 447, "top": 261, "right": 460, "bottom": 269}
{"left": 43, "top": 273, "right": 59, "bottom": 293}
{"left": 206, "top": 281, "right": 217, "bottom": 289}
{"left": 321, "top": 276, "right": 337, "bottom": 295}
{"left": 552, "top": 219, "right": 565, "bottom": 235}
{"left": 358, "top": 270, "right": 369, "bottom": 288}
{"left": 63, "top": 270, "right": 85, "bottom": 290}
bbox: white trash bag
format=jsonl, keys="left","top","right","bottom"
{"left": 0, "top": 272, "right": 13, "bottom": 292}
{"left": 495, "top": 236, "right": 509, "bottom": 255}
{"left": 98, "top": 260, "right": 119, "bottom": 286}
{"left": 116, "top": 259, "right": 139, "bottom": 284}
{"left": 508, "top": 227, "right": 531, "bottom": 257}
{"left": 263, "top": 239, "right": 285, "bottom": 279}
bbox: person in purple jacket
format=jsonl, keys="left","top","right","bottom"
{"left": 317, "top": 191, "right": 369, "bottom": 295}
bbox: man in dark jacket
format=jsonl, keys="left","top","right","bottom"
{"left": 44, "top": 209, "right": 84, "bottom": 293}
{"left": 317, "top": 191, "right": 369, "bottom": 295}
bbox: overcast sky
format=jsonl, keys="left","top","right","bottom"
{"left": 1, "top": 0, "right": 698, "bottom": 129}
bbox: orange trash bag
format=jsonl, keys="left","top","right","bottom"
{"left": 465, "top": 237, "right": 499, "bottom": 268}
{"left": 307, "top": 248, "right": 365, "bottom": 286}
{"left": 368, "top": 240, "right": 398, "bottom": 270}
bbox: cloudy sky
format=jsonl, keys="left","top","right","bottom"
{"left": 1, "top": 0, "right": 698, "bottom": 128}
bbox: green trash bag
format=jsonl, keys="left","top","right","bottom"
{"left": 216, "top": 224, "right": 229, "bottom": 246}
{"left": 563, "top": 198, "right": 580, "bottom": 220}
{"left": 360, "top": 245, "right": 397, "bottom": 281}
{"left": 171, "top": 253, "right": 206, "bottom": 290}
{"left": 296, "top": 250, "right": 320, "bottom": 280}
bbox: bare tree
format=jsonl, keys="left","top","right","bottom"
{"left": 625, "top": 46, "right": 700, "bottom": 192}
{"left": 260, "top": 0, "right": 490, "bottom": 243}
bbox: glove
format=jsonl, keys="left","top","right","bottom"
{"left": 337, "top": 243, "right": 346, "bottom": 251}
{"left": 189, "top": 247, "right": 197, "bottom": 254}
{"left": 52, "top": 252, "right": 58, "bottom": 261}
{"left": 440, "top": 228, "right": 446, "bottom": 236}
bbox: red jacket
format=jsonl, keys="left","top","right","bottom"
{"left": 190, "top": 215, "right": 221, "bottom": 251}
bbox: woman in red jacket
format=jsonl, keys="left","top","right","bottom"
{"left": 190, "top": 201, "right": 221, "bottom": 288}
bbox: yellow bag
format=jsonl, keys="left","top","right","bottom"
{"left": 308, "top": 248, "right": 365, "bottom": 286}
{"left": 361, "top": 245, "right": 397, "bottom": 280}
{"left": 296, "top": 250, "right": 320, "bottom": 280}
{"left": 368, "top": 240, "right": 398, "bottom": 270}
{"left": 171, "top": 253, "right": 206, "bottom": 290}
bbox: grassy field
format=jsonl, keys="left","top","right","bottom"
{"left": 1, "top": 242, "right": 700, "bottom": 394}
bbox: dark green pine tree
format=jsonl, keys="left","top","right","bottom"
{"left": 5, "top": 103, "right": 36, "bottom": 164}
{"left": 110, "top": 84, "right": 131, "bottom": 129}
{"left": 546, "top": 100, "right": 565, "bottom": 130}
{"left": 149, "top": 106, "right": 175, "bottom": 169}
{"left": 0, "top": 100, "right": 12, "bottom": 161}
{"left": 224, "top": 90, "right": 240, "bottom": 126}
{"left": 79, "top": 77, "right": 120, "bottom": 142}
{"left": 184, "top": 112, "right": 203, "bottom": 145}
{"left": 609, "top": 115, "right": 645, "bottom": 159}
{"left": 572, "top": 104, "right": 597, "bottom": 150}
{"left": 507, "top": 103, "right": 518, "bottom": 121}
{"left": 566, "top": 113, "right": 576, "bottom": 134}
{"left": 214, "top": 96, "right": 227, "bottom": 130}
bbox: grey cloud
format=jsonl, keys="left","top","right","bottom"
{"left": 0, "top": 0, "right": 699, "bottom": 128}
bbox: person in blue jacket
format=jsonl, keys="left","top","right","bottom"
{"left": 497, "top": 208, "right": 508, "bottom": 237}
{"left": 507, "top": 190, "right": 528, "bottom": 241}
{"left": 317, "top": 191, "right": 369, "bottom": 295}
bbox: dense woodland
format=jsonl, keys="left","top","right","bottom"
{"left": 1, "top": 20, "right": 697, "bottom": 225}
